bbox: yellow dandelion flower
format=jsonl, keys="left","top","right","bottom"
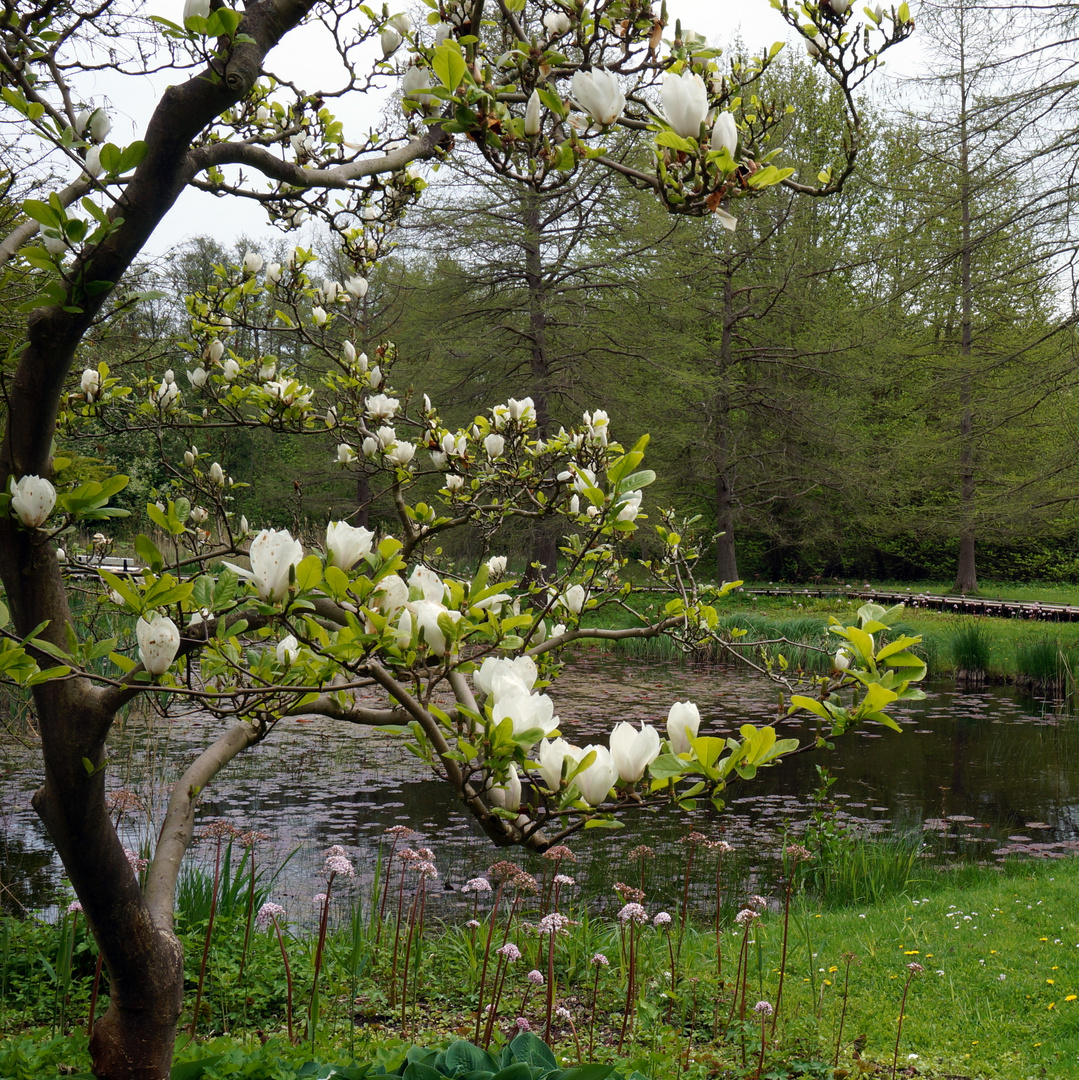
{"left": 1065, "top": 995, "right": 1077, "bottom": 1002}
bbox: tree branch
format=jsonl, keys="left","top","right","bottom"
{"left": 146, "top": 720, "right": 261, "bottom": 928}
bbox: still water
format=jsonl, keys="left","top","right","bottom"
{"left": 2, "top": 654, "right": 1078, "bottom": 919}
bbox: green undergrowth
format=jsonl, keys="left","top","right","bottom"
{"left": 4, "top": 858, "right": 1079, "bottom": 1079}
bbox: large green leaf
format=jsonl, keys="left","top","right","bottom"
{"left": 432, "top": 44, "right": 466, "bottom": 91}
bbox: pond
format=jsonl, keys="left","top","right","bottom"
{"left": 3, "top": 653, "right": 1078, "bottom": 921}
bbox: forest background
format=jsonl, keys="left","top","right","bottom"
{"left": 15, "top": 0, "right": 1079, "bottom": 596}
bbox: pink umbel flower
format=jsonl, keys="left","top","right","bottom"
{"left": 325, "top": 854, "right": 355, "bottom": 878}
{"left": 256, "top": 902, "right": 285, "bottom": 930}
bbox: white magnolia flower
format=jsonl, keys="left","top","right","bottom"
{"left": 484, "top": 433, "right": 505, "bottom": 459}
{"left": 445, "top": 473, "right": 464, "bottom": 492}
{"left": 87, "top": 108, "right": 110, "bottom": 143}
{"left": 584, "top": 408, "right": 609, "bottom": 440}
{"left": 536, "top": 737, "right": 582, "bottom": 791}
{"left": 187, "top": 366, "right": 208, "bottom": 388}
{"left": 326, "top": 521, "right": 374, "bottom": 570}
{"left": 543, "top": 10, "right": 571, "bottom": 35}
{"left": 492, "top": 687, "right": 558, "bottom": 741}
{"left": 401, "top": 64, "right": 433, "bottom": 106}
{"left": 189, "top": 506, "right": 208, "bottom": 524}
{"left": 829, "top": 0, "right": 853, "bottom": 12}
{"left": 311, "top": 305, "right": 328, "bottom": 327}
{"left": 372, "top": 573, "right": 408, "bottom": 616}
{"left": 574, "top": 745, "right": 619, "bottom": 805}
{"left": 137, "top": 614, "right": 180, "bottom": 675}
{"left": 184, "top": 0, "right": 210, "bottom": 20}
{"left": 242, "top": 250, "right": 264, "bottom": 275}
{"left": 345, "top": 275, "right": 368, "bottom": 299}
{"left": 81, "top": 368, "right": 101, "bottom": 401}
{"left": 318, "top": 279, "right": 342, "bottom": 306}
{"left": 562, "top": 584, "right": 586, "bottom": 614}
{"left": 259, "top": 360, "right": 276, "bottom": 381}
{"left": 209, "top": 461, "right": 225, "bottom": 487}
{"left": 486, "top": 554, "right": 508, "bottom": 579}
{"left": 525, "top": 89, "right": 542, "bottom": 136}
{"left": 249, "top": 528, "right": 303, "bottom": 602}
{"left": 617, "top": 490, "right": 643, "bottom": 522}
{"left": 409, "top": 564, "right": 446, "bottom": 604}
{"left": 336, "top": 443, "right": 355, "bottom": 465}
{"left": 662, "top": 70, "right": 709, "bottom": 139}
{"left": 474, "top": 655, "right": 537, "bottom": 699}
{"left": 265, "top": 262, "right": 283, "bottom": 286}
{"left": 609, "top": 720, "right": 662, "bottom": 783}
{"left": 507, "top": 396, "right": 535, "bottom": 422}
{"left": 387, "top": 440, "right": 416, "bottom": 467}
{"left": 711, "top": 111, "right": 739, "bottom": 158}
{"left": 381, "top": 26, "right": 402, "bottom": 57}
{"left": 366, "top": 394, "right": 399, "bottom": 421}
{"left": 276, "top": 634, "right": 300, "bottom": 666}
{"left": 666, "top": 700, "right": 701, "bottom": 754}
{"left": 488, "top": 763, "right": 522, "bottom": 812}
{"left": 83, "top": 145, "right": 104, "bottom": 178}
{"left": 10, "top": 476, "right": 56, "bottom": 528}
{"left": 394, "top": 607, "right": 413, "bottom": 649}
{"left": 411, "top": 598, "right": 460, "bottom": 655}
{"left": 223, "top": 358, "right": 240, "bottom": 381}
{"left": 387, "top": 12, "right": 411, "bottom": 33}
{"left": 571, "top": 69, "right": 625, "bottom": 126}
{"left": 155, "top": 379, "right": 179, "bottom": 410}
{"left": 208, "top": 339, "right": 225, "bottom": 364}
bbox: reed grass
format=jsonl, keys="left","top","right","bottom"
{"left": 947, "top": 622, "right": 991, "bottom": 681}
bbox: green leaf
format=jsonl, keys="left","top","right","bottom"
{"left": 504, "top": 1032, "right": 557, "bottom": 1071}
{"left": 655, "top": 130, "right": 697, "bottom": 153}
{"left": 99, "top": 569, "right": 140, "bottom": 610}
{"left": 134, "top": 534, "right": 164, "bottom": 573}
{"left": 648, "top": 752, "right": 689, "bottom": 779}
{"left": 295, "top": 554, "right": 323, "bottom": 592}
{"left": 431, "top": 44, "right": 466, "bottom": 91}
{"left": 22, "top": 199, "right": 62, "bottom": 229}
{"left": 170, "top": 1056, "right": 226, "bottom": 1080}
{"left": 788, "top": 694, "right": 831, "bottom": 720}
{"left": 118, "top": 140, "right": 148, "bottom": 173}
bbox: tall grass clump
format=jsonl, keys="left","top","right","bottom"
{"left": 712, "top": 613, "right": 834, "bottom": 673}
{"left": 948, "top": 622, "right": 990, "bottom": 683}
{"left": 1015, "top": 637, "right": 1075, "bottom": 694}
{"left": 800, "top": 833, "right": 927, "bottom": 909}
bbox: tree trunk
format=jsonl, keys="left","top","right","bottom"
{"left": 951, "top": 12, "right": 978, "bottom": 596}
{"left": 523, "top": 192, "right": 558, "bottom": 581}
{"left": 714, "top": 273, "right": 739, "bottom": 583}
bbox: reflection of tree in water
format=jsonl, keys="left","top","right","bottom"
{"left": 0, "top": 832, "right": 65, "bottom": 914}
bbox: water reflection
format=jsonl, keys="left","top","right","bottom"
{"left": 4, "top": 656, "right": 1079, "bottom": 919}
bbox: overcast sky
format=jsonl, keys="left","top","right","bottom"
{"left": 106, "top": 1, "right": 925, "bottom": 259}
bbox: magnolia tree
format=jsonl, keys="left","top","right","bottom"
{"left": 0, "top": 0, "right": 914, "bottom": 1077}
